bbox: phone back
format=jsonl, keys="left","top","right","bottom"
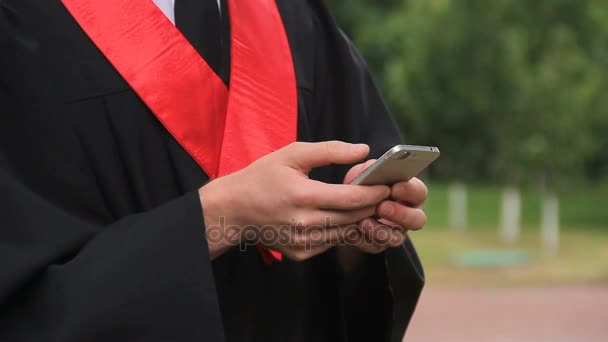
{"left": 351, "top": 145, "right": 440, "bottom": 185}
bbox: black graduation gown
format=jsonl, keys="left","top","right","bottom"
{"left": 0, "top": 0, "right": 424, "bottom": 341}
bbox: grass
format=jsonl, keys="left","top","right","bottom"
{"left": 423, "top": 183, "right": 608, "bottom": 231}
{"left": 411, "top": 228, "right": 608, "bottom": 287}
{"left": 412, "top": 183, "right": 608, "bottom": 286}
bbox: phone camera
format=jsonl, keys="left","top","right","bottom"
{"left": 391, "top": 151, "right": 411, "bottom": 160}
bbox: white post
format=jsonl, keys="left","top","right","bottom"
{"left": 500, "top": 186, "right": 521, "bottom": 243}
{"left": 448, "top": 182, "right": 467, "bottom": 232}
{"left": 541, "top": 191, "right": 560, "bottom": 255}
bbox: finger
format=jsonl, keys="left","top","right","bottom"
{"left": 293, "top": 205, "right": 377, "bottom": 230}
{"left": 289, "top": 206, "right": 377, "bottom": 228}
{"left": 280, "top": 224, "right": 348, "bottom": 245}
{"left": 387, "top": 232, "right": 407, "bottom": 247}
{"left": 265, "top": 226, "right": 345, "bottom": 262}
{"left": 342, "top": 219, "right": 387, "bottom": 254}
{"left": 313, "top": 205, "right": 378, "bottom": 227}
{"left": 304, "top": 225, "right": 348, "bottom": 246}
{"left": 284, "top": 243, "right": 335, "bottom": 262}
{"left": 384, "top": 225, "right": 408, "bottom": 247}
{"left": 285, "top": 226, "right": 347, "bottom": 259}
{"left": 350, "top": 241, "right": 387, "bottom": 254}
{"left": 377, "top": 201, "right": 427, "bottom": 230}
{"left": 343, "top": 159, "right": 377, "bottom": 184}
{"left": 358, "top": 218, "right": 406, "bottom": 247}
{"left": 390, "top": 177, "right": 429, "bottom": 207}
{"left": 297, "top": 180, "right": 389, "bottom": 210}
{"left": 281, "top": 141, "right": 369, "bottom": 172}
{"left": 345, "top": 228, "right": 388, "bottom": 254}
{"left": 376, "top": 218, "right": 403, "bottom": 230}
{"left": 316, "top": 182, "right": 390, "bottom": 210}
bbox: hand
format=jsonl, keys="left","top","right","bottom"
{"left": 338, "top": 160, "right": 428, "bottom": 270}
{"left": 199, "top": 141, "right": 391, "bottom": 261}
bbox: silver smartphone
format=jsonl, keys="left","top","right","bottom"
{"left": 349, "top": 145, "right": 440, "bottom": 185}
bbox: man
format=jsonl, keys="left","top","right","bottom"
{"left": 0, "top": 0, "right": 426, "bottom": 341}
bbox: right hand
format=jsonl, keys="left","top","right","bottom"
{"left": 199, "top": 141, "right": 390, "bottom": 261}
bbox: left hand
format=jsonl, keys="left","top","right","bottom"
{"left": 342, "top": 159, "right": 428, "bottom": 254}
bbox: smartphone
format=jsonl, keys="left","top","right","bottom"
{"left": 349, "top": 145, "right": 440, "bottom": 185}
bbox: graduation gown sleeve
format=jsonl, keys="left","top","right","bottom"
{"left": 0, "top": 3, "right": 224, "bottom": 340}
{"left": 0, "top": 174, "right": 224, "bottom": 342}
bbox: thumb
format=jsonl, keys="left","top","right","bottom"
{"left": 343, "top": 159, "right": 377, "bottom": 184}
{"left": 280, "top": 141, "right": 369, "bottom": 172}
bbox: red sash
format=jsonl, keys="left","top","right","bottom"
{"left": 61, "top": 0, "right": 297, "bottom": 262}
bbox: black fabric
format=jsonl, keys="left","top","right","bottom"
{"left": 175, "top": 0, "right": 230, "bottom": 85}
{"left": 0, "top": 0, "right": 424, "bottom": 341}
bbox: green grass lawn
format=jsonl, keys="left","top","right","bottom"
{"left": 411, "top": 183, "right": 608, "bottom": 286}
{"left": 424, "top": 183, "right": 608, "bottom": 230}
{"left": 411, "top": 228, "right": 608, "bottom": 287}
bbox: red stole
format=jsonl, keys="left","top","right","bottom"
{"left": 61, "top": 0, "right": 297, "bottom": 262}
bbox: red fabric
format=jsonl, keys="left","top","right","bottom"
{"left": 61, "top": 0, "right": 297, "bottom": 262}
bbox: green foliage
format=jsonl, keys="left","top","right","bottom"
{"left": 330, "top": 0, "right": 608, "bottom": 186}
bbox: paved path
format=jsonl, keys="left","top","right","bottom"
{"left": 405, "top": 287, "right": 608, "bottom": 341}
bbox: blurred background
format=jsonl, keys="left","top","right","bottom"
{"left": 329, "top": 0, "right": 608, "bottom": 340}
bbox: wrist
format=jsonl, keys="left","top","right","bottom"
{"left": 199, "top": 181, "right": 219, "bottom": 227}
{"left": 199, "top": 179, "right": 243, "bottom": 258}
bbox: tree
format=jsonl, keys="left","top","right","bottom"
{"left": 330, "top": 0, "right": 608, "bottom": 187}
